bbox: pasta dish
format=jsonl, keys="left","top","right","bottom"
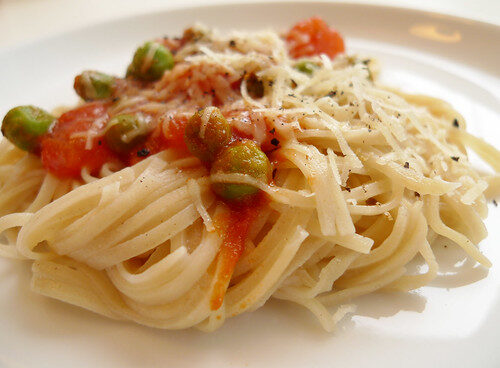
{"left": 0, "top": 18, "right": 498, "bottom": 331}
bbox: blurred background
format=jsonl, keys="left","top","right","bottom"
{"left": 0, "top": 0, "right": 499, "bottom": 49}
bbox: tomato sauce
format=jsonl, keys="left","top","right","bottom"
{"left": 127, "top": 114, "right": 190, "bottom": 165}
{"left": 210, "top": 194, "right": 267, "bottom": 310}
{"left": 38, "top": 17, "right": 341, "bottom": 179}
{"left": 161, "top": 115, "right": 189, "bottom": 152}
{"left": 40, "top": 102, "right": 117, "bottom": 178}
{"left": 286, "top": 16, "right": 345, "bottom": 59}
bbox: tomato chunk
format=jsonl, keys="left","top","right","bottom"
{"left": 286, "top": 17, "right": 345, "bottom": 59}
{"left": 127, "top": 115, "right": 189, "bottom": 165}
{"left": 210, "top": 195, "right": 266, "bottom": 310}
{"left": 41, "top": 102, "right": 117, "bottom": 178}
{"left": 162, "top": 115, "right": 189, "bottom": 152}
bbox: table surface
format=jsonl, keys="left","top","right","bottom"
{"left": 0, "top": 0, "right": 499, "bottom": 50}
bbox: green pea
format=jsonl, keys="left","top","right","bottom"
{"left": 126, "top": 42, "right": 174, "bottom": 81}
{"left": 74, "top": 71, "right": 115, "bottom": 101}
{"left": 184, "top": 107, "right": 232, "bottom": 162}
{"left": 1, "top": 106, "right": 55, "bottom": 152}
{"left": 105, "top": 114, "right": 151, "bottom": 154}
{"left": 296, "top": 61, "right": 317, "bottom": 75}
{"left": 211, "top": 139, "right": 271, "bottom": 200}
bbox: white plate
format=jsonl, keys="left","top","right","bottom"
{"left": 0, "top": 2, "right": 499, "bottom": 367}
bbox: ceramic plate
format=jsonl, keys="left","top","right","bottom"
{"left": 0, "top": 2, "right": 499, "bottom": 367}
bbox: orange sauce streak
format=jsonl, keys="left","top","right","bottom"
{"left": 210, "top": 194, "right": 267, "bottom": 310}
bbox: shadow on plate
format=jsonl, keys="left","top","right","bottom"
{"left": 430, "top": 239, "right": 489, "bottom": 288}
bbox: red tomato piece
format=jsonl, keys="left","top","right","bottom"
{"left": 286, "top": 16, "right": 345, "bottom": 59}
{"left": 162, "top": 115, "right": 189, "bottom": 152}
{"left": 128, "top": 115, "right": 189, "bottom": 165}
{"left": 40, "top": 102, "right": 117, "bottom": 178}
{"left": 210, "top": 194, "right": 267, "bottom": 310}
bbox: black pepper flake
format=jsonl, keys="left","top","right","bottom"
{"left": 137, "top": 148, "right": 150, "bottom": 157}
{"left": 414, "top": 192, "right": 421, "bottom": 198}
{"left": 229, "top": 40, "right": 236, "bottom": 47}
{"left": 327, "top": 90, "right": 337, "bottom": 97}
{"left": 493, "top": 199, "right": 498, "bottom": 207}
{"left": 404, "top": 162, "right": 410, "bottom": 169}
{"left": 272, "top": 168, "right": 277, "bottom": 179}
{"left": 451, "top": 156, "right": 459, "bottom": 161}
{"left": 269, "top": 128, "right": 276, "bottom": 134}
{"left": 97, "top": 140, "right": 102, "bottom": 146}
{"left": 345, "top": 187, "right": 351, "bottom": 192}
{"left": 271, "top": 138, "right": 280, "bottom": 146}
{"left": 268, "top": 80, "right": 274, "bottom": 87}
{"left": 452, "top": 118, "right": 459, "bottom": 128}
{"left": 291, "top": 79, "right": 297, "bottom": 88}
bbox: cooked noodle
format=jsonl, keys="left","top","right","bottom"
{"left": 0, "top": 23, "right": 499, "bottom": 332}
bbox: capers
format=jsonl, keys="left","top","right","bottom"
{"left": 105, "top": 114, "right": 151, "bottom": 153}
{"left": 74, "top": 71, "right": 115, "bottom": 101}
{"left": 184, "top": 107, "right": 232, "bottom": 162}
{"left": 1, "top": 106, "right": 55, "bottom": 152}
{"left": 296, "top": 61, "right": 317, "bottom": 75}
{"left": 126, "top": 42, "right": 174, "bottom": 81}
{"left": 211, "top": 139, "right": 271, "bottom": 200}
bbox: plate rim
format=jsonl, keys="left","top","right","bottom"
{"left": 1, "top": 0, "right": 499, "bottom": 55}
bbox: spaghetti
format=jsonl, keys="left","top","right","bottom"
{"left": 0, "top": 17, "right": 498, "bottom": 331}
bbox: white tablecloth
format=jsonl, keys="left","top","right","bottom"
{"left": 0, "top": 0, "right": 498, "bottom": 50}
